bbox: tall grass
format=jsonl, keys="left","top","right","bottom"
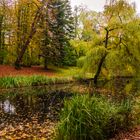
{"left": 55, "top": 95, "right": 134, "bottom": 140}
{"left": 0, "top": 75, "right": 73, "bottom": 89}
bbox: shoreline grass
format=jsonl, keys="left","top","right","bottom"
{"left": 0, "top": 75, "right": 74, "bottom": 89}
{"left": 55, "top": 94, "right": 137, "bottom": 140}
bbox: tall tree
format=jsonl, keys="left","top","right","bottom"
{"left": 40, "top": 0, "right": 75, "bottom": 68}
{"left": 0, "top": 0, "right": 7, "bottom": 64}
{"left": 50, "top": 0, "right": 74, "bottom": 66}
{"left": 39, "top": 0, "right": 55, "bottom": 69}
{"left": 93, "top": 0, "right": 136, "bottom": 84}
{"left": 76, "top": 0, "right": 137, "bottom": 84}
{"left": 15, "top": 0, "right": 34, "bottom": 66}
{"left": 14, "top": 0, "right": 46, "bottom": 69}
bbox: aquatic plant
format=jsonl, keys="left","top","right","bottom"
{"left": 55, "top": 95, "right": 134, "bottom": 140}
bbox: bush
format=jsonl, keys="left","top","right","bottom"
{"left": 62, "top": 46, "right": 77, "bottom": 66}
{"left": 55, "top": 95, "right": 134, "bottom": 140}
{"left": 77, "top": 56, "right": 85, "bottom": 68}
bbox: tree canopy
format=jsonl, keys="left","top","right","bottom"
{"left": 0, "top": 0, "right": 140, "bottom": 84}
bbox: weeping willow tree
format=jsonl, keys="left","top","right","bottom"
{"left": 77, "top": 0, "right": 140, "bottom": 84}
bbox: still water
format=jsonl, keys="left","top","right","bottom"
{"left": 0, "top": 87, "right": 73, "bottom": 139}
{"left": 0, "top": 79, "right": 140, "bottom": 139}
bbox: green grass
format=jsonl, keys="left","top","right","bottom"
{"left": 55, "top": 94, "right": 135, "bottom": 140}
{"left": 54, "top": 66, "right": 81, "bottom": 77}
{"left": 0, "top": 75, "right": 73, "bottom": 89}
{"left": 48, "top": 65, "right": 93, "bottom": 79}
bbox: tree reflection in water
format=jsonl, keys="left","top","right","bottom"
{"left": 0, "top": 100, "right": 15, "bottom": 114}
{"left": 0, "top": 88, "right": 73, "bottom": 139}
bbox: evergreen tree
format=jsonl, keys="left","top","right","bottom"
{"left": 50, "top": 0, "right": 75, "bottom": 66}
{"left": 40, "top": 0, "right": 75, "bottom": 68}
{"left": 40, "top": 0, "right": 59, "bottom": 69}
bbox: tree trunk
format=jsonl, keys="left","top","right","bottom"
{"left": 0, "top": 25, "right": 2, "bottom": 64}
{"left": 14, "top": 0, "right": 46, "bottom": 69}
{"left": 44, "top": 57, "right": 48, "bottom": 70}
{"left": 0, "top": 16, "right": 4, "bottom": 64}
{"left": 93, "top": 54, "right": 107, "bottom": 85}
{"left": 15, "top": 29, "right": 36, "bottom": 69}
{"left": 93, "top": 28, "right": 109, "bottom": 85}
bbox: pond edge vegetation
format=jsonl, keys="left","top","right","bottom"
{"left": 55, "top": 94, "right": 140, "bottom": 140}
{"left": 0, "top": 75, "right": 75, "bottom": 89}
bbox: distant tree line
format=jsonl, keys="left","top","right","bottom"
{"left": 72, "top": 0, "right": 140, "bottom": 84}
{"left": 1, "top": 0, "right": 140, "bottom": 84}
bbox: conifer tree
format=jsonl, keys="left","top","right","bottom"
{"left": 40, "top": 0, "right": 75, "bottom": 68}
{"left": 50, "top": 0, "right": 75, "bottom": 66}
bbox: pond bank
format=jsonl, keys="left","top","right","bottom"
{"left": 1, "top": 77, "right": 140, "bottom": 139}
{"left": 0, "top": 75, "right": 74, "bottom": 89}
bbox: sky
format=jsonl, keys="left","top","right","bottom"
{"left": 70, "top": 0, "right": 140, "bottom": 13}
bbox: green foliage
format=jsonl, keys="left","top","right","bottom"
{"left": 62, "top": 45, "right": 77, "bottom": 66}
{"left": 74, "top": 0, "right": 140, "bottom": 81}
{"left": 132, "top": 96, "right": 140, "bottom": 124}
{"left": 1, "top": 0, "right": 140, "bottom": 80}
{"left": 40, "top": 0, "right": 75, "bottom": 68}
{"left": 0, "top": 75, "right": 72, "bottom": 89}
{"left": 70, "top": 40, "right": 92, "bottom": 57}
{"left": 55, "top": 95, "right": 135, "bottom": 140}
{"left": 77, "top": 56, "right": 85, "bottom": 68}
{"left": 105, "top": 48, "right": 137, "bottom": 77}
{"left": 81, "top": 46, "right": 107, "bottom": 73}
{"left": 56, "top": 66, "right": 82, "bottom": 78}
{"left": 0, "top": 49, "right": 7, "bottom": 64}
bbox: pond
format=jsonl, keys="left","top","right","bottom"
{"left": 94, "top": 77, "right": 140, "bottom": 97}
{"left": 0, "top": 78, "right": 140, "bottom": 139}
{"left": 0, "top": 86, "right": 73, "bottom": 139}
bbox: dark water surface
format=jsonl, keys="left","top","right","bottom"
{"left": 0, "top": 86, "right": 73, "bottom": 139}
{"left": 0, "top": 79, "right": 140, "bottom": 139}
{"left": 95, "top": 78, "right": 140, "bottom": 96}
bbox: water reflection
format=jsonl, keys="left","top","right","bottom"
{"left": 0, "top": 80, "right": 139, "bottom": 139}
{"left": 0, "top": 100, "right": 16, "bottom": 114}
{"left": 0, "top": 89, "right": 73, "bottom": 121}
{"left": 0, "top": 88, "right": 73, "bottom": 139}
{"left": 96, "top": 78, "right": 140, "bottom": 95}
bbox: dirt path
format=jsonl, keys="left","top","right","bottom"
{"left": 0, "top": 65, "right": 55, "bottom": 77}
